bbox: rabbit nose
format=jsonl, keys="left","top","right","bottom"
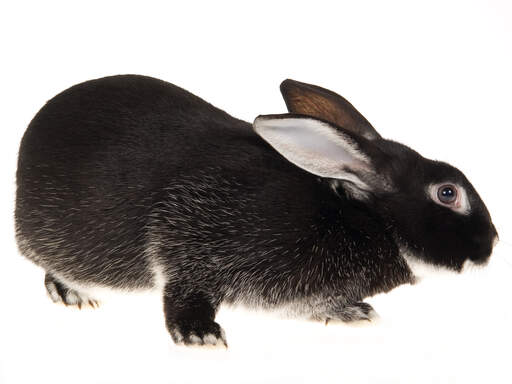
{"left": 492, "top": 225, "right": 499, "bottom": 248}
{"left": 492, "top": 234, "right": 499, "bottom": 248}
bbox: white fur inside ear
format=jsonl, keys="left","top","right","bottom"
{"left": 253, "top": 116, "right": 370, "bottom": 188}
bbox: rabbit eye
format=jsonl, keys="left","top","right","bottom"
{"left": 437, "top": 184, "right": 457, "bottom": 204}
{"left": 428, "top": 182, "right": 470, "bottom": 215}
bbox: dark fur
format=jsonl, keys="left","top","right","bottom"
{"left": 15, "top": 75, "right": 496, "bottom": 346}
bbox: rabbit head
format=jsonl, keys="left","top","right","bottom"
{"left": 254, "top": 79, "right": 497, "bottom": 272}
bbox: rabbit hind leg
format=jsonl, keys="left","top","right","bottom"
{"left": 44, "top": 273, "right": 99, "bottom": 309}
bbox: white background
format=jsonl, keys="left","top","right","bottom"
{"left": 1, "top": 1, "right": 511, "bottom": 383}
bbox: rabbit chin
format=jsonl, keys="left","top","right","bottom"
{"left": 400, "top": 248, "right": 484, "bottom": 282}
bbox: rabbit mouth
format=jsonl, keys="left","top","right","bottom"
{"left": 461, "top": 256, "right": 490, "bottom": 272}
{"left": 399, "top": 247, "right": 465, "bottom": 281}
{"left": 401, "top": 244, "right": 492, "bottom": 282}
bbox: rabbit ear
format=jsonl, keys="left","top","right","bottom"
{"left": 253, "top": 114, "right": 383, "bottom": 191}
{"left": 280, "top": 79, "right": 381, "bottom": 140}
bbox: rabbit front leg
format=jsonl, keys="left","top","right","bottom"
{"left": 311, "top": 297, "right": 378, "bottom": 323}
{"left": 163, "top": 283, "right": 227, "bottom": 347}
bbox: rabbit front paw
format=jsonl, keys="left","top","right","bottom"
{"left": 317, "top": 301, "right": 379, "bottom": 323}
{"left": 168, "top": 318, "right": 227, "bottom": 347}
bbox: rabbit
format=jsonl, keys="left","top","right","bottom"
{"left": 15, "top": 75, "right": 498, "bottom": 347}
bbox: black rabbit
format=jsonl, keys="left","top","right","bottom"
{"left": 15, "top": 76, "right": 497, "bottom": 347}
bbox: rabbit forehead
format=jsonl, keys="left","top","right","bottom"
{"left": 374, "top": 140, "right": 471, "bottom": 196}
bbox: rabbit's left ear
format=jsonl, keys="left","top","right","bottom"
{"left": 253, "top": 114, "right": 385, "bottom": 192}
{"left": 280, "top": 79, "right": 381, "bottom": 140}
